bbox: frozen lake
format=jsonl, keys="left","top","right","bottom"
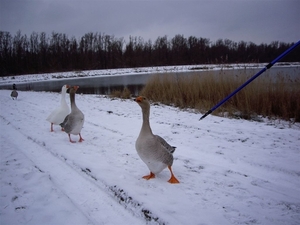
{"left": 0, "top": 65, "right": 299, "bottom": 95}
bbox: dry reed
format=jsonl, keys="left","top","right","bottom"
{"left": 110, "top": 87, "right": 131, "bottom": 99}
{"left": 139, "top": 71, "right": 300, "bottom": 122}
{"left": 109, "top": 71, "right": 300, "bottom": 122}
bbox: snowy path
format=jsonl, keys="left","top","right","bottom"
{"left": 1, "top": 90, "right": 300, "bottom": 225}
{"left": 0, "top": 116, "right": 144, "bottom": 225}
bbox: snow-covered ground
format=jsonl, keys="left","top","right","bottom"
{"left": 1, "top": 89, "right": 299, "bottom": 225}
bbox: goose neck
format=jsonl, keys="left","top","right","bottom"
{"left": 61, "top": 91, "right": 67, "bottom": 103}
{"left": 70, "top": 92, "right": 77, "bottom": 109}
{"left": 141, "top": 107, "right": 152, "bottom": 134}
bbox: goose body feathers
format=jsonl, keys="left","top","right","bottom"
{"left": 11, "top": 90, "right": 18, "bottom": 100}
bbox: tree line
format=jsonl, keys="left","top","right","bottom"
{"left": 0, "top": 30, "right": 299, "bottom": 76}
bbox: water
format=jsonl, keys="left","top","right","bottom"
{"left": 0, "top": 73, "right": 151, "bottom": 95}
{"left": 0, "top": 66, "right": 299, "bottom": 95}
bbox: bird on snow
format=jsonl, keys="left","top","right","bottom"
{"left": 60, "top": 86, "right": 84, "bottom": 143}
{"left": 11, "top": 83, "right": 18, "bottom": 100}
{"left": 11, "top": 90, "right": 18, "bottom": 100}
{"left": 134, "top": 96, "right": 179, "bottom": 184}
{"left": 46, "top": 85, "right": 70, "bottom": 132}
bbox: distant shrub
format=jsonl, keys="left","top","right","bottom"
{"left": 110, "top": 87, "right": 132, "bottom": 99}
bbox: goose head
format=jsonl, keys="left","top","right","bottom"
{"left": 69, "top": 86, "right": 79, "bottom": 94}
{"left": 134, "top": 96, "right": 150, "bottom": 110}
{"left": 62, "top": 84, "right": 70, "bottom": 92}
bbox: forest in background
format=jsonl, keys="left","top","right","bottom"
{"left": 1, "top": 30, "right": 299, "bottom": 76}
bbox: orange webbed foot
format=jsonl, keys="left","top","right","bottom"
{"left": 168, "top": 166, "right": 180, "bottom": 184}
{"left": 168, "top": 176, "right": 180, "bottom": 184}
{"left": 142, "top": 172, "right": 155, "bottom": 180}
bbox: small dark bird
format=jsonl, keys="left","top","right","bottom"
{"left": 11, "top": 84, "right": 18, "bottom": 100}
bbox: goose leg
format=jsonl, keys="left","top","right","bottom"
{"left": 68, "top": 134, "right": 76, "bottom": 143}
{"left": 78, "top": 133, "right": 84, "bottom": 142}
{"left": 142, "top": 172, "right": 155, "bottom": 180}
{"left": 50, "top": 123, "right": 54, "bottom": 132}
{"left": 167, "top": 166, "right": 180, "bottom": 184}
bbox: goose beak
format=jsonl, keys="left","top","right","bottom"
{"left": 134, "top": 96, "right": 143, "bottom": 103}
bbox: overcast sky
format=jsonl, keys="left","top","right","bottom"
{"left": 1, "top": 0, "right": 299, "bottom": 45}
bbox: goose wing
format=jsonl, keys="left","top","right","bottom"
{"left": 155, "top": 135, "right": 176, "bottom": 153}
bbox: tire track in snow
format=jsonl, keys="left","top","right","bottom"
{"left": 1, "top": 116, "right": 145, "bottom": 225}
{"left": 0, "top": 93, "right": 166, "bottom": 224}
{"left": 0, "top": 129, "right": 95, "bottom": 225}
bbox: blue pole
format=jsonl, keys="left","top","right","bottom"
{"left": 199, "top": 40, "right": 300, "bottom": 120}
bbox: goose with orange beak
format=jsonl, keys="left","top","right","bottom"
{"left": 134, "top": 96, "right": 179, "bottom": 184}
{"left": 60, "top": 86, "right": 84, "bottom": 143}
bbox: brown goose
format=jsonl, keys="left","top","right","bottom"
{"left": 134, "top": 96, "right": 179, "bottom": 184}
{"left": 46, "top": 85, "right": 70, "bottom": 132}
{"left": 60, "top": 86, "right": 84, "bottom": 143}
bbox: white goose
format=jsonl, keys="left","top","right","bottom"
{"left": 60, "top": 86, "right": 84, "bottom": 143}
{"left": 46, "top": 85, "right": 70, "bottom": 132}
{"left": 135, "top": 96, "right": 179, "bottom": 184}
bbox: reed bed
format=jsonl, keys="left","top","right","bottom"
{"left": 111, "top": 71, "right": 300, "bottom": 122}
